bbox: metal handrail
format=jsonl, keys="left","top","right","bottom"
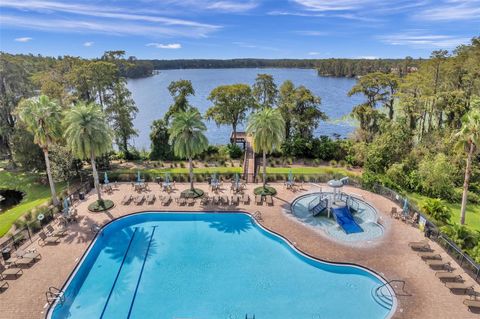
{"left": 46, "top": 286, "right": 65, "bottom": 305}
{"left": 375, "top": 279, "right": 410, "bottom": 297}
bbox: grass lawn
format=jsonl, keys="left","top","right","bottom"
{"left": 266, "top": 166, "right": 360, "bottom": 177}
{"left": 406, "top": 192, "right": 480, "bottom": 231}
{"left": 0, "top": 170, "right": 65, "bottom": 237}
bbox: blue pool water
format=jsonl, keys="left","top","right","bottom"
{"left": 49, "top": 212, "right": 394, "bottom": 319}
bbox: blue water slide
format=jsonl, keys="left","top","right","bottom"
{"left": 331, "top": 206, "right": 363, "bottom": 234}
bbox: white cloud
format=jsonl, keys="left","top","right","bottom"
{"left": 0, "top": 0, "right": 220, "bottom": 38}
{"left": 295, "top": 30, "right": 329, "bottom": 36}
{"left": 232, "top": 41, "right": 280, "bottom": 51}
{"left": 357, "top": 56, "right": 378, "bottom": 59}
{"left": 308, "top": 51, "right": 320, "bottom": 55}
{"left": 293, "top": 0, "right": 376, "bottom": 12}
{"left": 206, "top": 1, "right": 258, "bottom": 12}
{"left": 378, "top": 32, "right": 471, "bottom": 48}
{"left": 14, "top": 37, "right": 32, "bottom": 42}
{"left": 83, "top": 41, "right": 94, "bottom": 47}
{"left": 146, "top": 43, "right": 182, "bottom": 49}
{"left": 415, "top": 0, "right": 480, "bottom": 21}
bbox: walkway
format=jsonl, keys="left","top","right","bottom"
{"left": 0, "top": 183, "right": 478, "bottom": 319}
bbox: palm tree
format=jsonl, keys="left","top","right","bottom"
{"left": 63, "top": 102, "right": 112, "bottom": 202}
{"left": 455, "top": 105, "right": 480, "bottom": 225}
{"left": 168, "top": 109, "right": 208, "bottom": 191}
{"left": 246, "top": 108, "right": 285, "bottom": 188}
{"left": 17, "top": 95, "right": 62, "bottom": 206}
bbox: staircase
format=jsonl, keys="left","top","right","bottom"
{"left": 243, "top": 135, "right": 256, "bottom": 183}
{"left": 372, "top": 285, "right": 394, "bottom": 310}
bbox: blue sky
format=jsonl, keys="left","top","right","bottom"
{"left": 0, "top": 0, "right": 479, "bottom": 59}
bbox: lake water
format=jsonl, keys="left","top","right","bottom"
{"left": 127, "top": 68, "right": 361, "bottom": 149}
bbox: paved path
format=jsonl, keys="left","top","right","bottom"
{"left": 243, "top": 134, "right": 256, "bottom": 183}
{"left": 0, "top": 182, "right": 478, "bottom": 318}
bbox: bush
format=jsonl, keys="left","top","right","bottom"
{"left": 420, "top": 198, "right": 451, "bottom": 225}
{"left": 226, "top": 144, "right": 243, "bottom": 159}
{"left": 329, "top": 160, "right": 337, "bottom": 167}
{"left": 440, "top": 224, "right": 479, "bottom": 250}
{"left": 417, "top": 153, "right": 456, "bottom": 200}
{"left": 338, "top": 160, "right": 347, "bottom": 167}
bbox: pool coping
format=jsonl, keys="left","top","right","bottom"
{"left": 46, "top": 209, "right": 397, "bottom": 319}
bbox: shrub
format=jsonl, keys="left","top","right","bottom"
{"left": 338, "top": 160, "right": 347, "bottom": 167}
{"left": 226, "top": 144, "right": 243, "bottom": 159}
{"left": 440, "top": 224, "right": 479, "bottom": 250}
{"left": 329, "top": 160, "right": 337, "bottom": 167}
{"left": 417, "top": 153, "right": 456, "bottom": 200}
{"left": 420, "top": 198, "right": 451, "bottom": 225}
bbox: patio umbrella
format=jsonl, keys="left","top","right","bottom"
{"left": 165, "top": 172, "right": 170, "bottom": 184}
{"left": 403, "top": 198, "right": 409, "bottom": 216}
{"left": 137, "top": 171, "right": 141, "bottom": 183}
{"left": 288, "top": 170, "right": 293, "bottom": 183}
{"left": 212, "top": 173, "right": 218, "bottom": 183}
{"left": 104, "top": 172, "right": 109, "bottom": 184}
{"left": 63, "top": 197, "right": 69, "bottom": 215}
{"left": 235, "top": 173, "right": 239, "bottom": 184}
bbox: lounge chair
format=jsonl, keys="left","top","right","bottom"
{"left": 187, "top": 197, "right": 195, "bottom": 206}
{"left": 0, "top": 279, "right": 8, "bottom": 291}
{"left": 162, "top": 195, "right": 171, "bottom": 206}
{"left": 177, "top": 197, "right": 186, "bottom": 206}
{"left": 121, "top": 194, "right": 132, "bottom": 205}
{"left": 231, "top": 195, "right": 239, "bottom": 206}
{"left": 38, "top": 231, "right": 60, "bottom": 246}
{"left": 212, "top": 196, "right": 220, "bottom": 205}
{"left": 426, "top": 259, "right": 450, "bottom": 269}
{"left": 435, "top": 271, "right": 463, "bottom": 281}
{"left": 464, "top": 299, "right": 480, "bottom": 311}
{"left": 418, "top": 251, "right": 441, "bottom": 260}
{"left": 221, "top": 195, "right": 229, "bottom": 205}
{"left": 15, "top": 249, "right": 41, "bottom": 261}
{"left": 46, "top": 224, "right": 67, "bottom": 237}
{"left": 200, "top": 196, "right": 210, "bottom": 206}
{"left": 265, "top": 195, "right": 274, "bottom": 206}
{"left": 146, "top": 194, "right": 156, "bottom": 204}
{"left": 390, "top": 207, "right": 400, "bottom": 219}
{"left": 0, "top": 264, "right": 22, "bottom": 279}
{"left": 408, "top": 239, "right": 430, "bottom": 251}
{"left": 255, "top": 195, "right": 263, "bottom": 205}
{"left": 11, "top": 256, "right": 35, "bottom": 267}
{"left": 445, "top": 282, "right": 474, "bottom": 294}
{"left": 241, "top": 194, "right": 250, "bottom": 204}
{"left": 134, "top": 195, "right": 145, "bottom": 205}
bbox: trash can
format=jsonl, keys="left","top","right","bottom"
{"left": 79, "top": 192, "right": 85, "bottom": 200}
{"left": 2, "top": 248, "right": 11, "bottom": 261}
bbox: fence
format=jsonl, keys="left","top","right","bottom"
{"left": 0, "top": 181, "right": 93, "bottom": 254}
{"left": 367, "top": 183, "right": 480, "bottom": 282}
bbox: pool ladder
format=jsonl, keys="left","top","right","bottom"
{"left": 45, "top": 286, "right": 65, "bottom": 305}
{"left": 245, "top": 314, "right": 255, "bottom": 319}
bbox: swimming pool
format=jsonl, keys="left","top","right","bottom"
{"left": 291, "top": 193, "right": 384, "bottom": 242}
{"left": 48, "top": 212, "right": 395, "bottom": 319}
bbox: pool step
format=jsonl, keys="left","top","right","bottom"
{"left": 372, "top": 285, "right": 394, "bottom": 310}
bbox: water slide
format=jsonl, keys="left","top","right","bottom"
{"left": 331, "top": 206, "right": 363, "bottom": 234}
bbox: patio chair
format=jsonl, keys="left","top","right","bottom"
{"left": 200, "top": 196, "right": 210, "bottom": 206}
{"left": 0, "top": 279, "right": 8, "bottom": 291}
{"left": 435, "top": 271, "right": 463, "bottom": 282}
{"left": 408, "top": 239, "right": 430, "bottom": 251}
{"left": 146, "top": 194, "right": 156, "bottom": 204}
{"left": 407, "top": 213, "right": 419, "bottom": 226}
{"left": 177, "top": 197, "right": 187, "bottom": 206}
{"left": 390, "top": 207, "right": 400, "bottom": 219}
{"left": 463, "top": 299, "right": 480, "bottom": 311}
{"left": 231, "top": 195, "right": 239, "bottom": 206}
{"left": 265, "top": 195, "right": 274, "bottom": 206}
{"left": 255, "top": 195, "right": 263, "bottom": 205}
{"left": 0, "top": 264, "right": 23, "bottom": 279}
{"left": 212, "top": 196, "right": 220, "bottom": 205}
{"left": 38, "top": 231, "right": 60, "bottom": 246}
{"left": 241, "top": 194, "right": 250, "bottom": 205}
{"left": 221, "top": 195, "right": 229, "bottom": 206}
{"left": 426, "top": 259, "right": 450, "bottom": 269}
{"left": 121, "top": 194, "right": 133, "bottom": 205}
{"left": 134, "top": 195, "right": 145, "bottom": 205}
{"left": 46, "top": 224, "right": 67, "bottom": 237}
{"left": 11, "top": 256, "right": 35, "bottom": 267}
{"left": 445, "top": 282, "right": 475, "bottom": 295}
{"left": 187, "top": 197, "right": 195, "bottom": 206}
{"left": 161, "top": 195, "right": 171, "bottom": 206}
{"left": 418, "top": 251, "right": 441, "bottom": 260}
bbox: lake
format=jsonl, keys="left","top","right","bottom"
{"left": 127, "top": 68, "right": 361, "bottom": 149}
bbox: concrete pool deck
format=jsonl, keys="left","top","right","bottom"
{"left": 0, "top": 182, "right": 478, "bottom": 319}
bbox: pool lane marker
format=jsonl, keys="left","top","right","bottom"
{"left": 99, "top": 227, "right": 138, "bottom": 319}
{"left": 127, "top": 226, "right": 157, "bottom": 319}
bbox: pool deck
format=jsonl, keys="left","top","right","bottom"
{"left": 0, "top": 182, "right": 478, "bottom": 319}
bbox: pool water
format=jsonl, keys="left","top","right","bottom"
{"left": 291, "top": 193, "right": 384, "bottom": 242}
{"left": 49, "top": 212, "right": 394, "bottom": 319}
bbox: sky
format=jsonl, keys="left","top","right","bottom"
{"left": 0, "top": 0, "right": 479, "bottom": 59}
